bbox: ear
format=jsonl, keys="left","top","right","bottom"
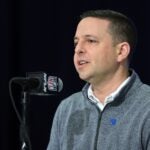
{"left": 116, "top": 42, "right": 130, "bottom": 62}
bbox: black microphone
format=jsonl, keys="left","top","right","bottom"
{"left": 11, "top": 72, "right": 63, "bottom": 95}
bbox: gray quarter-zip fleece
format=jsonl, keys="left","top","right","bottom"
{"left": 47, "top": 70, "right": 150, "bottom": 150}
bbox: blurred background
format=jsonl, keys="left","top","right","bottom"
{"left": 1, "top": 0, "right": 150, "bottom": 150}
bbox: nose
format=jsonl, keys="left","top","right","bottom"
{"left": 74, "top": 42, "right": 85, "bottom": 54}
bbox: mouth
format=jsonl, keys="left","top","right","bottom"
{"left": 77, "top": 60, "right": 89, "bottom": 68}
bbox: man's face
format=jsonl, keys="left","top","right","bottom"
{"left": 73, "top": 17, "right": 119, "bottom": 85}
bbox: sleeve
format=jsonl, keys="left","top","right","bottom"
{"left": 46, "top": 102, "right": 63, "bottom": 150}
{"left": 142, "top": 112, "right": 150, "bottom": 150}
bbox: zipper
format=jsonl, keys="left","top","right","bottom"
{"left": 94, "top": 104, "right": 102, "bottom": 150}
{"left": 85, "top": 89, "right": 112, "bottom": 150}
{"left": 93, "top": 102, "right": 111, "bottom": 150}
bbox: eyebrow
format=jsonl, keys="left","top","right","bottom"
{"left": 74, "top": 34, "right": 97, "bottom": 40}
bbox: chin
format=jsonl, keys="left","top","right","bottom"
{"left": 79, "top": 74, "right": 90, "bottom": 82}
{"left": 79, "top": 74, "right": 86, "bottom": 80}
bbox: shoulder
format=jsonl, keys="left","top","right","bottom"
{"left": 137, "top": 83, "right": 150, "bottom": 100}
{"left": 54, "top": 83, "right": 90, "bottom": 118}
{"left": 141, "top": 83, "right": 150, "bottom": 92}
{"left": 128, "top": 70, "right": 150, "bottom": 101}
{"left": 131, "top": 83, "right": 150, "bottom": 115}
{"left": 52, "top": 91, "right": 89, "bottom": 125}
{"left": 58, "top": 91, "right": 86, "bottom": 111}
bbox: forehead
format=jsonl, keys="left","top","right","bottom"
{"left": 75, "top": 17, "right": 110, "bottom": 37}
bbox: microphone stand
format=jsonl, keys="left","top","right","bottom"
{"left": 20, "top": 89, "right": 31, "bottom": 150}
{"left": 9, "top": 74, "right": 63, "bottom": 150}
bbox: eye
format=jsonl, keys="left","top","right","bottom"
{"left": 74, "top": 41, "right": 78, "bottom": 48}
{"left": 87, "top": 39, "right": 98, "bottom": 43}
{"left": 73, "top": 37, "right": 78, "bottom": 47}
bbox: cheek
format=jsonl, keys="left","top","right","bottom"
{"left": 73, "top": 54, "right": 77, "bottom": 67}
{"left": 93, "top": 51, "right": 106, "bottom": 63}
{"left": 94, "top": 50, "right": 116, "bottom": 67}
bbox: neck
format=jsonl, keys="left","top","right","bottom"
{"left": 91, "top": 68, "right": 129, "bottom": 103}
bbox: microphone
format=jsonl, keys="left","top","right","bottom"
{"left": 11, "top": 72, "right": 63, "bottom": 95}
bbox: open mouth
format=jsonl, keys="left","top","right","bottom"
{"left": 77, "top": 60, "right": 89, "bottom": 67}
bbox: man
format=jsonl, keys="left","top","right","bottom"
{"left": 47, "top": 10, "right": 150, "bottom": 150}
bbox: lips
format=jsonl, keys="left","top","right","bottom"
{"left": 78, "top": 60, "right": 88, "bottom": 65}
{"left": 76, "top": 59, "right": 89, "bottom": 68}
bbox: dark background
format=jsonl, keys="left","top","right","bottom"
{"left": 1, "top": 0, "right": 150, "bottom": 150}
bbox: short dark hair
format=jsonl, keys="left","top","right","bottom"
{"left": 80, "top": 10, "right": 138, "bottom": 62}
